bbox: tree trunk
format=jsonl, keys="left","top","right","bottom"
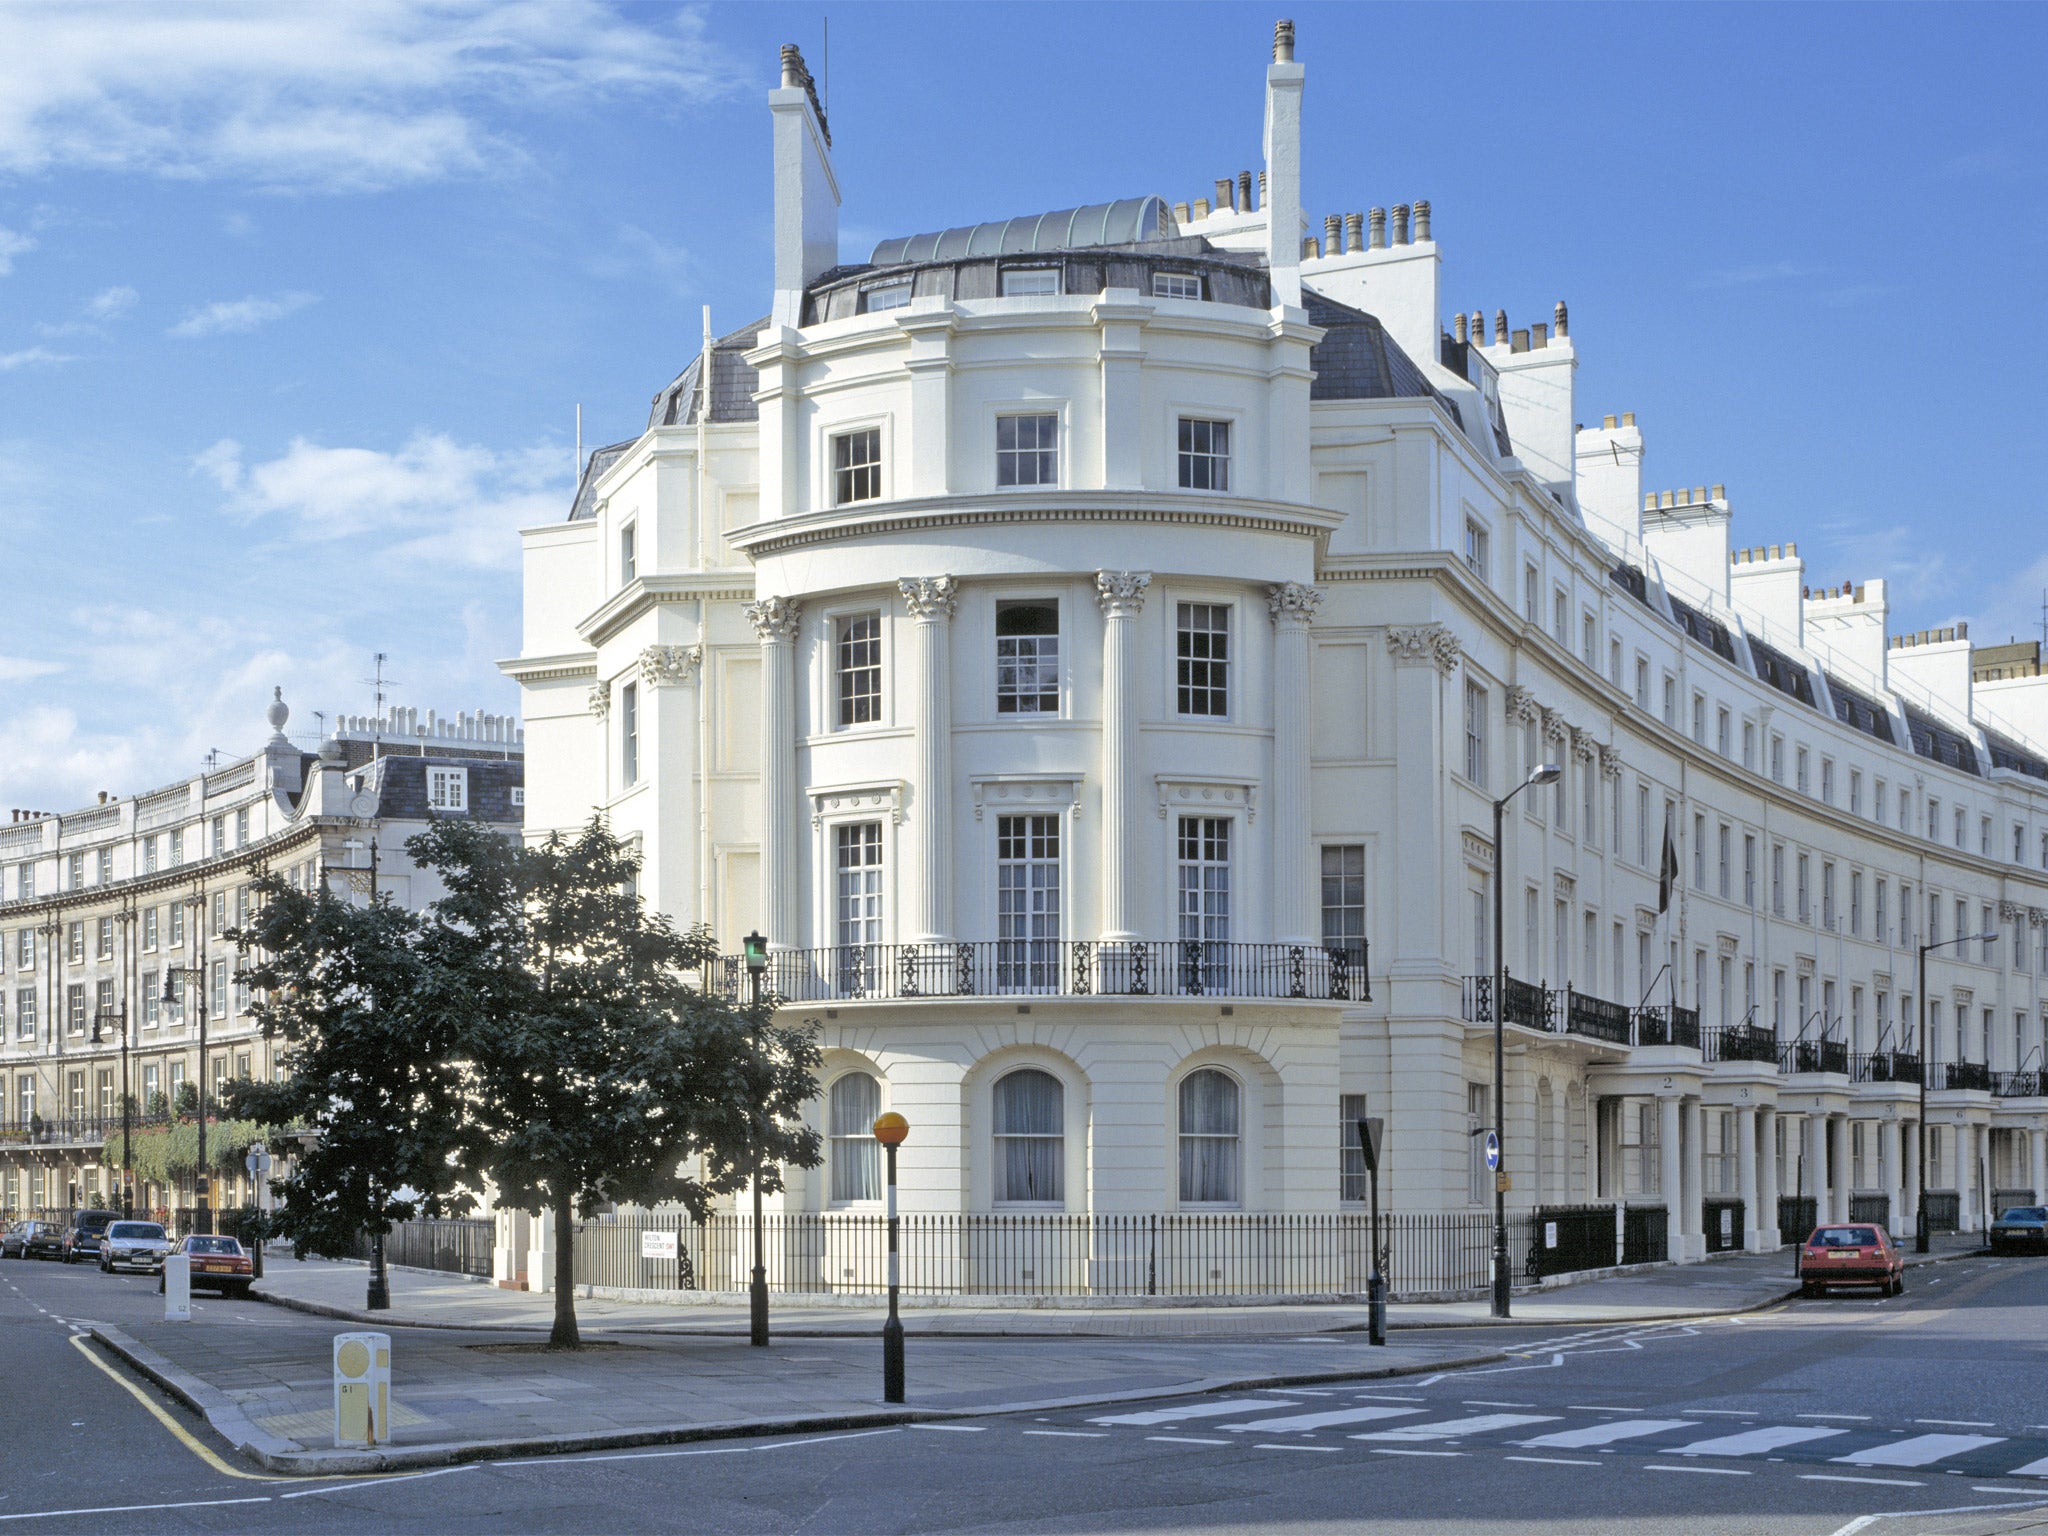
{"left": 549, "top": 1189, "right": 579, "bottom": 1349}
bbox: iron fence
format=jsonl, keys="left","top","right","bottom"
{"left": 1782, "top": 1039, "right": 1849, "bottom": 1075}
{"left": 1778, "top": 1195, "right": 1819, "bottom": 1244}
{"left": 1621, "top": 1205, "right": 1668, "bottom": 1265}
{"left": 1849, "top": 1194, "right": 1891, "bottom": 1227}
{"left": 1992, "top": 1190, "right": 2038, "bottom": 1217}
{"left": 1991, "top": 1072, "right": 2043, "bottom": 1098}
{"left": 1635, "top": 1006, "right": 1702, "bottom": 1050}
{"left": 1707, "top": 1026, "right": 1781, "bottom": 1065}
{"left": 715, "top": 941, "right": 1366, "bottom": 1006}
{"left": 1702, "top": 1198, "right": 1745, "bottom": 1253}
{"left": 1854, "top": 1051, "right": 1923, "bottom": 1085}
{"left": 1564, "top": 989, "right": 1634, "bottom": 1045}
{"left": 571, "top": 1211, "right": 1538, "bottom": 1300}
{"left": 1922, "top": 1190, "right": 1960, "bottom": 1234}
{"left": 1461, "top": 976, "right": 1555, "bottom": 1031}
{"left": 1944, "top": 1062, "right": 1992, "bottom": 1092}
{"left": 1527, "top": 1204, "right": 1618, "bottom": 1277}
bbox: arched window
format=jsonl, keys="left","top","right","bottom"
{"left": 993, "top": 1068, "right": 1064, "bottom": 1204}
{"left": 828, "top": 1072, "right": 882, "bottom": 1202}
{"left": 1177, "top": 1068, "right": 1241, "bottom": 1206}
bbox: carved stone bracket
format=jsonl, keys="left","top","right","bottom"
{"left": 1542, "top": 708, "right": 1570, "bottom": 743}
{"left": 639, "top": 644, "right": 704, "bottom": 687}
{"left": 1385, "top": 624, "right": 1461, "bottom": 674}
{"left": 1718, "top": 933, "right": 1740, "bottom": 957}
{"left": 810, "top": 780, "right": 905, "bottom": 830}
{"left": 1095, "top": 570, "right": 1151, "bottom": 618}
{"left": 1598, "top": 743, "right": 1624, "bottom": 780}
{"left": 1636, "top": 906, "right": 1660, "bottom": 934}
{"left": 1462, "top": 829, "right": 1495, "bottom": 869}
{"left": 587, "top": 684, "right": 611, "bottom": 720}
{"left": 1505, "top": 685, "right": 1541, "bottom": 724}
{"left": 1553, "top": 871, "right": 1576, "bottom": 900}
{"left": 745, "top": 595, "right": 802, "bottom": 643}
{"left": 1266, "top": 581, "right": 1324, "bottom": 626}
{"left": 1999, "top": 900, "right": 2026, "bottom": 922}
{"left": 898, "top": 575, "right": 959, "bottom": 621}
{"left": 1570, "top": 727, "right": 1598, "bottom": 762}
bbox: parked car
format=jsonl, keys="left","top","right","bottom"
{"left": 60, "top": 1209, "right": 120, "bottom": 1264}
{"left": 1799, "top": 1223, "right": 1905, "bottom": 1296}
{"left": 1989, "top": 1207, "right": 2048, "bottom": 1255}
{"left": 23, "top": 1221, "right": 70, "bottom": 1260}
{"left": 158, "top": 1234, "right": 254, "bottom": 1297}
{"left": 1, "top": 1219, "right": 48, "bottom": 1258}
{"left": 98, "top": 1221, "right": 172, "bottom": 1275}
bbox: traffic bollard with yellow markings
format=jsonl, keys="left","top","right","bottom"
{"left": 333, "top": 1331, "right": 391, "bottom": 1448}
{"left": 163, "top": 1253, "right": 191, "bottom": 1321}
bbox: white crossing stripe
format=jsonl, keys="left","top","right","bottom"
{"left": 1667, "top": 1426, "right": 1847, "bottom": 1457}
{"left": 1221, "top": 1406, "right": 1421, "bottom": 1433}
{"left": 2006, "top": 1455, "right": 2048, "bottom": 1478}
{"left": 1092, "top": 1399, "right": 1298, "bottom": 1427}
{"left": 1834, "top": 1434, "right": 2005, "bottom": 1468}
{"left": 1352, "top": 1414, "right": 1557, "bottom": 1442}
{"left": 1519, "top": 1419, "right": 1698, "bottom": 1449}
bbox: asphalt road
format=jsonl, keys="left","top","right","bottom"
{"left": 6, "top": 1249, "right": 2048, "bottom": 1534}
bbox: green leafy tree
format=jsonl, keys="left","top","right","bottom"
{"left": 221, "top": 880, "right": 481, "bottom": 1259}
{"left": 411, "top": 818, "right": 821, "bottom": 1347}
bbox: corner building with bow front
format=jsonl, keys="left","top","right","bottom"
{"left": 506, "top": 27, "right": 2048, "bottom": 1292}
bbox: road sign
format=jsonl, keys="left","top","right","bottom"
{"left": 1483, "top": 1130, "right": 1501, "bottom": 1171}
{"left": 641, "top": 1230, "right": 679, "bottom": 1261}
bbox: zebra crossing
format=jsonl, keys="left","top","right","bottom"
{"left": 1079, "top": 1396, "right": 2048, "bottom": 1478}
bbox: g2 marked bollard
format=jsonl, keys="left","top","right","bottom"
{"left": 333, "top": 1331, "right": 391, "bottom": 1449}
{"left": 163, "top": 1252, "right": 191, "bottom": 1322}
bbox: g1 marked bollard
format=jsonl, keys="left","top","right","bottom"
{"left": 163, "top": 1252, "right": 191, "bottom": 1322}
{"left": 334, "top": 1331, "right": 391, "bottom": 1449}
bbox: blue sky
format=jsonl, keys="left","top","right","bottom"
{"left": 2, "top": 1, "right": 2043, "bottom": 811}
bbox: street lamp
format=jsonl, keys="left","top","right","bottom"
{"left": 743, "top": 930, "right": 770, "bottom": 1348}
{"left": 1915, "top": 929, "right": 1999, "bottom": 1253}
{"left": 872, "top": 1111, "right": 909, "bottom": 1403}
{"left": 162, "top": 955, "right": 211, "bottom": 1235}
{"left": 1490, "top": 760, "right": 1563, "bottom": 1319}
{"left": 89, "top": 1005, "right": 132, "bottom": 1219}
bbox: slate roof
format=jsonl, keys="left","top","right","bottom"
{"left": 870, "top": 198, "right": 1174, "bottom": 265}
{"left": 1668, "top": 596, "right": 1739, "bottom": 665}
{"left": 349, "top": 755, "right": 525, "bottom": 824}
{"left": 647, "top": 317, "right": 769, "bottom": 430}
{"left": 1903, "top": 705, "right": 1982, "bottom": 776}
{"left": 568, "top": 441, "right": 634, "bottom": 522}
{"left": 1747, "top": 633, "right": 1815, "bottom": 705}
{"left": 1301, "top": 288, "right": 1461, "bottom": 422}
{"left": 1826, "top": 673, "right": 1897, "bottom": 745}
{"left": 1985, "top": 727, "right": 2048, "bottom": 781}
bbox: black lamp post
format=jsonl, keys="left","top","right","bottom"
{"left": 1489, "top": 760, "right": 1563, "bottom": 1319}
{"left": 89, "top": 1005, "right": 132, "bottom": 1218}
{"left": 162, "top": 950, "right": 210, "bottom": 1235}
{"left": 1915, "top": 929, "right": 1999, "bottom": 1253}
{"left": 873, "top": 1111, "right": 909, "bottom": 1402}
{"left": 743, "top": 930, "right": 770, "bottom": 1347}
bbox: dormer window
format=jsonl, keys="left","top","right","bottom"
{"left": 1152, "top": 272, "right": 1202, "bottom": 300}
{"left": 1000, "top": 267, "right": 1060, "bottom": 297}
{"left": 862, "top": 280, "right": 912, "bottom": 313}
{"left": 428, "top": 767, "right": 468, "bottom": 814}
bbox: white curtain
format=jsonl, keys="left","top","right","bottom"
{"left": 828, "top": 1072, "right": 882, "bottom": 1202}
{"left": 1178, "top": 1068, "right": 1241, "bottom": 1205}
{"left": 994, "top": 1069, "right": 1063, "bottom": 1203}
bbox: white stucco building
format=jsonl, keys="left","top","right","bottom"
{"left": 507, "top": 27, "right": 2048, "bottom": 1267}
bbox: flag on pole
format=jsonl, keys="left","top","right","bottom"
{"left": 1657, "top": 821, "right": 1680, "bottom": 914}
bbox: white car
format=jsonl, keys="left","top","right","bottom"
{"left": 98, "top": 1221, "right": 172, "bottom": 1274}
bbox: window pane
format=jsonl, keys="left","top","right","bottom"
{"left": 1000, "top": 268, "right": 1060, "bottom": 296}
{"left": 837, "top": 613, "right": 882, "bottom": 725}
{"left": 995, "top": 413, "right": 1058, "bottom": 487}
{"left": 1177, "top": 417, "right": 1230, "bottom": 491}
{"left": 1176, "top": 602, "right": 1229, "bottom": 717}
{"left": 995, "top": 601, "right": 1060, "bottom": 713}
{"left": 833, "top": 428, "right": 883, "bottom": 504}
{"left": 828, "top": 1073, "right": 883, "bottom": 1202}
{"left": 996, "top": 814, "right": 1060, "bottom": 989}
{"left": 1152, "top": 272, "right": 1202, "bottom": 300}
{"left": 1177, "top": 1068, "right": 1241, "bottom": 1203}
{"left": 993, "top": 1068, "right": 1064, "bottom": 1203}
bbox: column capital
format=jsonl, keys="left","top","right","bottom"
{"left": 745, "top": 595, "right": 803, "bottom": 643}
{"left": 1265, "top": 581, "right": 1323, "bottom": 627}
{"left": 1095, "top": 570, "right": 1151, "bottom": 618}
{"left": 1384, "top": 623, "right": 1460, "bottom": 674}
{"left": 898, "top": 575, "right": 959, "bottom": 621}
{"left": 638, "top": 644, "right": 704, "bottom": 687}
{"left": 1505, "top": 684, "right": 1541, "bottom": 723}
{"left": 587, "top": 684, "right": 611, "bottom": 720}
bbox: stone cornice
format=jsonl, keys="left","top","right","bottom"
{"left": 497, "top": 651, "right": 598, "bottom": 686}
{"left": 575, "top": 575, "right": 757, "bottom": 648}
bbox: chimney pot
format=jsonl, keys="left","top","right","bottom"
{"left": 1369, "top": 207, "right": 1387, "bottom": 248}
{"left": 1216, "top": 178, "right": 1235, "bottom": 213}
{"left": 1531, "top": 322, "right": 1548, "bottom": 347}
{"left": 1173, "top": 201, "right": 1190, "bottom": 223}
{"left": 1554, "top": 299, "right": 1568, "bottom": 338}
{"left": 1324, "top": 214, "right": 1342, "bottom": 252}
{"left": 1493, "top": 309, "right": 1508, "bottom": 344}
{"left": 1413, "top": 199, "right": 1431, "bottom": 240}
{"left": 1258, "top": 169, "right": 1267, "bottom": 201}
{"left": 1391, "top": 203, "right": 1411, "bottom": 245}
{"left": 98, "top": 791, "right": 108, "bottom": 804}
{"left": 1711, "top": 483, "right": 1725, "bottom": 500}
{"left": 1644, "top": 493, "right": 1657, "bottom": 512}
{"left": 1663, "top": 491, "right": 1677, "bottom": 510}
{"left": 779, "top": 43, "right": 803, "bottom": 89}
{"left": 1454, "top": 313, "right": 1469, "bottom": 343}
{"left": 1303, "top": 235, "right": 1320, "bottom": 259}
{"left": 1344, "top": 211, "right": 1363, "bottom": 253}
{"left": 1693, "top": 486, "right": 1706, "bottom": 503}
{"left": 1786, "top": 541, "right": 1796, "bottom": 557}
{"left": 1621, "top": 411, "right": 1635, "bottom": 426}
{"left": 1239, "top": 170, "right": 1254, "bottom": 212}
{"left": 1602, "top": 413, "right": 1617, "bottom": 429}
{"left": 1193, "top": 197, "right": 1211, "bottom": 218}
{"left": 1511, "top": 327, "right": 1530, "bottom": 352}
{"left": 1958, "top": 620, "right": 1969, "bottom": 639}
{"left": 1273, "top": 17, "right": 1294, "bottom": 61}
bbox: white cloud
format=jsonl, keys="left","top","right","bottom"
{"left": 168, "top": 291, "right": 317, "bottom": 339}
{"left": 0, "top": 345, "right": 72, "bottom": 370}
{"left": 201, "top": 431, "right": 568, "bottom": 569}
{"left": 86, "top": 284, "right": 138, "bottom": 320}
{"left": 0, "top": 222, "right": 32, "bottom": 274}
{"left": 0, "top": 0, "right": 733, "bottom": 193}
{"left": 0, "top": 654, "right": 61, "bottom": 682}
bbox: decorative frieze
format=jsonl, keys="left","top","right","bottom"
{"left": 745, "top": 595, "right": 803, "bottom": 642}
{"left": 970, "top": 774, "right": 1082, "bottom": 821}
{"left": 1636, "top": 907, "right": 1660, "bottom": 934}
{"left": 1718, "top": 934, "right": 1740, "bottom": 957}
{"left": 1553, "top": 872, "right": 1576, "bottom": 900}
{"left": 1094, "top": 570, "right": 1151, "bottom": 617}
{"left": 1265, "top": 581, "right": 1324, "bottom": 626}
{"left": 1385, "top": 624, "right": 1460, "bottom": 674}
{"left": 638, "top": 645, "right": 704, "bottom": 687}
{"left": 898, "top": 575, "right": 959, "bottom": 621}
{"left": 810, "top": 780, "right": 905, "bottom": 830}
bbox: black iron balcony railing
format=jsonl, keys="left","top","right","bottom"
{"left": 1781, "top": 1038, "right": 1849, "bottom": 1075}
{"left": 1991, "top": 1071, "right": 2045, "bottom": 1098}
{"left": 1943, "top": 1061, "right": 1992, "bottom": 1092}
{"left": 1462, "top": 975, "right": 1557, "bottom": 1031}
{"left": 1707, "top": 1025, "right": 1782, "bottom": 1065}
{"left": 1633, "top": 1004, "right": 1702, "bottom": 1050}
{"left": 1563, "top": 988, "right": 1635, "bottom": 1045}
{"left": 717, "top": 940, "right": 1368, "bottom": 1006}
{"left": 1852, "top": 1050, "right": 1923, "bottom": 1085}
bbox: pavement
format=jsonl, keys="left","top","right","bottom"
{"left": 49, "top": 1235, "right": 1992, "bottom": 1478}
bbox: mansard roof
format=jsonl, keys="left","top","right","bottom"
{"left": 646, "top": 317, "right": 770, "bottom": 430}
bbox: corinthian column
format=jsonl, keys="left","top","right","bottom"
{"left": 900, "top": 576, "right": 958, "bottom": 942}
{"left": 746, "top": 596, "right": 802, "bottom": 949}
{"left": 1268, "top": 583, "right": 1322, "bottom": 944}
{"left": 1095, "top": 571, "right": 1150, "bottom": 943}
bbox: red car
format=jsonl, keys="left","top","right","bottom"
{"left": 156, "top": 1234, "right": 255, "bottom": 1298}
{"left": 1799, "top": 1223, "right": 1904, "bottom": 1297}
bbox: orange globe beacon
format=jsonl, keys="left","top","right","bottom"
{"left": 871, "top": 1112, "right": 910, "bottom": 1145}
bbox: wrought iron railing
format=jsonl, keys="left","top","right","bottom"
{"left": 1563, "top": 989, "right": 1635, "bottom": 1045}
{"left": 1702, "top": 1197, "right": 1745, "bottom": 1253}
{"left": 1854, "top": 1050, "right": 1923, "bottom": 1085}
{"left": 1921, "top": 1190, "right": 1960, "bottom": 1233}
{"left": 1944, "top": 1061, "right": 1992, "bottom": 1092}
{"left": 1707, "top": 1025, "right": 1781, "bottom": 1065}
{"left": 1527, "top": 1204, "right": 1620, "bottom": 1277}
{"left": 718, "top": 941, "right": 1366, "bottom": 1005}
{"left": 1782, "top": 1039, "right": 1849, "bottom": 1075}
{"left": 1778, "top": 1195, "right": 1818, "bottom": 1244}
{"left": 1634, "top": 1005, "right": 1702, "bottom": 1050}
{"left": 0, "top": 1112, "right": 175, "bottom": 1148}
{"left": 1848, "top": 1193, "right": 1891, "bottom": 1226}
{"left": 1621, "top": 1205, "right": 1668, "bottom": 1265}
{"left": 572, "top": 1210, "right": 1544, "bottom": 1300}
{"left": 1992, "top": 1071, "right": 2045, "bottom": 1098}
{"left": 343, "top": 1218, "right": 495, "bottom": 1278}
